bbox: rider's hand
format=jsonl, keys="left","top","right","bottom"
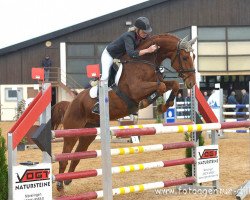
{"left": 139, "top": 44, "right": 160, "bottom": 56}
{"left": 147, "top": 44, "right": 159, "bottom": 53}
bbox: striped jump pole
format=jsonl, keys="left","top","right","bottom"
{"left": 52, "top": 122, "right": 191, "bottom": 139}
{"left": 53, "top": 141, "right": 195, "bottom": 162}
{"left": 112, "top": 121, "right": 250, "bottom": 138}
{"left": 224, "top": 118, "right": 249, "bottom": 122}
{"left": 223, "top": 104, "right": 249, "bottom": 109}
{"left": 163, "top": 121, "right": 193, "bottom": 126}
{"left": 176, "top": 101, "right": 191, "bottom": 119}
{"left": 52, "top": 121, "right": 250, "bottom": 138}
{"left": 54, "top": 157, "right": 195, "bottom": 182}
{"left": 223, "top": 112, "right": 249, "bottom": 116}
{"left": 219, "top": 88, "right": 250, "bottom": 125}
{"left": 51, "top": 123, "right": 164, "bottom": 138}
{"left": 55, "top": 177, "right": 196, "bottom": 200}
{"left": 223, "top": 129, "right": 250, "bottom": 133}
{"left": 176, "top": 101, "right": 191, "bottom": 105}
{"left": 176, "top": 108, "right": 191, "bottom": 112}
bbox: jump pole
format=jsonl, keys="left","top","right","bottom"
{"left": 8, "top": 82, "right": 52, "bottom": 200}
{"left": 86, "top": 64, "right": 113, "bottom": 200}
{"left": 99, "top": 80, "right": 113, "bottom": 200}
{"left": 219, "top": 86, "right": 250, "bottom": 124}
{"left": 178, "top": 84, "right": 219, "bottom": 191}
{"left": 235, "top": 82, "right": 250, "bottom": 200}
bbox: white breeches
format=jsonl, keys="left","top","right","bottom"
{"left": 100, "top": 48, "right": 113, "bottom": 81}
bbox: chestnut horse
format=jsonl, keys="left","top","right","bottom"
{"left": 51, "top": 101, "right": 70, "bottom": 130}
{"left": 56, "top": 34, "right": 197, "bottom": 191}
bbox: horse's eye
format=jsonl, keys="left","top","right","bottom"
{"left": 182, "top": 56, "right": 188, "bottom": 61}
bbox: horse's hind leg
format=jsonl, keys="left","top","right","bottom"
{"left": 64, "top": 135, "right": 96, "bottom": 185}
{"left": 57, "top": 136, "right": 79, "bottom": 191}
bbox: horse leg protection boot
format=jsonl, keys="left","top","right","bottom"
{"left": 92, "top": 101, "right": 100, "bottom": 115}
{"left": 92, "top": 87, "right": 100, "bottom": 115}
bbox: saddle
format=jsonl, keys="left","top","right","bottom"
{"left": 108, "top": 61, "right": 120, "bottom": 87}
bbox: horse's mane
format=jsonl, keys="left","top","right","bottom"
{"left": 138, "top": 33, "right": 180, "bottom": 49}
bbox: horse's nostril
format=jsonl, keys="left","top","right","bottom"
{"left": 186, "top": 81, "right": 193, "bottom": 89}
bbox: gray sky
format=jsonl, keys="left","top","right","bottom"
{"left": 0, "top": 0, "right": 147, "bottom": 49}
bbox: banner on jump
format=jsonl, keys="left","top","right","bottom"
{"left": 166, "top": 108, "right": 175, "bottom": 123}
{"left": 13, "top": 163, "right": 52, "bottom": 200}
{"left": 196, "top": 145, "right": 219, "bottom": 183}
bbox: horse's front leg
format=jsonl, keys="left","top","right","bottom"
{"left": 130, "top": 81, "right": 167, "bottom": 109}
{"left": 157, "top": 80, "right": 180, "bottom": 114}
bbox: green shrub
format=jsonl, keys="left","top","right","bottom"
{"left": 14, "top": 99, "right": 26, "bottom": 120}
{"left": 155, "top": 96, "right": 164, "bottom": 123}
{"left": 0, "top": 128, "right": 8, "bottom": 200}
{"left": 185, "top": 132, "right": 204, "bottom": 177}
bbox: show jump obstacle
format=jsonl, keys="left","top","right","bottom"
{"left": 7, "top": 68, "right": 250, "bottom": 200}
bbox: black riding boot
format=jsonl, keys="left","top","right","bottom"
{"left": 92, "top": 101, "right": 100, "bottom": 115}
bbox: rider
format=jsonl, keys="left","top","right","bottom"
{"left": 92, "top": 16, "right": 158, "bottom": 114}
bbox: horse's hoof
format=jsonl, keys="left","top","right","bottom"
{"left": 64, "top": 180, "right": 72, "bottom": 185}
{"left": 138, "top": 101, "right": 144, "bottom": 109}
{"left": 139, "top": 100, "right": 148, "bottom": 109}
{"left": 157, "top": 104, "right": 167, "bottom": 114}
{"left": 56, "top": 181, "right": 64, "bottom": 192}
{"left": 157, "top": 105, "right": 164, "bottom": 114}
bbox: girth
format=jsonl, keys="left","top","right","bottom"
{"left": 111, "top": 85, "right": 139, "bottom": 115}
{"left": 106, "top": 63, "right": 139, "bottom": 114}
{"left": 108, "top": 59, "right": 162, "bottom": 114}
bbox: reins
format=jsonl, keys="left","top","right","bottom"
{"left": 122, "top": 36, "right": 196, "bottom": 81}
{"left": 171, "top": 41, "right": 196, "bottom": 81}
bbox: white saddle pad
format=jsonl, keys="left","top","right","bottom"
{"left": 89, "top": 64, "right": 123, "bottom": 98}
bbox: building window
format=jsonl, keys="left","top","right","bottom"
{"left": 169, "top": 27, "right": 191, "bottom": 40}
{"left": 97, "top": 44, "right": 107, "bottom": 57}
{"left": 5, "top": 88, "right": 23, "bottom": 101}
{"left": 198, "top": 26, "right": 250, "bottom": 72}
{"left": 66, "top": 43, "right": 108, "bottom": 88}
{"left": 67, "top": 44, "right": 94, "bottom": 57}
{"left": 198, "top": 42, "right": 226, "bottom": 55}
{"left": 228, "top": 56, "right": 250, "bottom": 71}
{"left": 198, "top": 27, "right": 226, "bottom": 41}
{"left": 228, "top": 27, "right": 250, "bottom": 40}
{"left": 198, "top": 57, "right": 227, "bottom": 71}
{"left": 228, "top": 41, "right": 250, "bottom": 55}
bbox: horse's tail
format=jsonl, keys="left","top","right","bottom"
{"left": 51, "top": 101, "right": 70, "bottom": 130}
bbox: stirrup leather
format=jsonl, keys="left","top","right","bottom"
{"left": 92, "top": 102, "right": 100, "bottom": 115}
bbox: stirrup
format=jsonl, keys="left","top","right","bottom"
{"left": 92, "top": 102, "right": 100, "bottom": 115}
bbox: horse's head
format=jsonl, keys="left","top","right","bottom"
{"left": 170, "top": 36, "right": 197, "bottom": 89}
{"left": 145, "top": 34, "right": 197, "bottom": 89}
{"left": 136, "top": 34, "right": 197, "bottom": 88}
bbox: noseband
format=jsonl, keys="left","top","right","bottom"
{"left": 171, "top": 42, "right": 196, "bottom": 80}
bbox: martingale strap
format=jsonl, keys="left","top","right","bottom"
{"left": 111, "top": 85, "right": 139, "bottom": 114}
{"left": 166, "top": 91, "right": 176, "bottom": 103}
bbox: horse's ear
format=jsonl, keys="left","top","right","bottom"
{"left": 179, "top": 35, "right": 197, "bottom": 52}
{"left": 179, "top": 35, "right": 190, "bottom": 51}
{"left": 189, "top": 37, "right": 197, "bottom": 46}
{"left": 181, "top": 35, "right": 189, "bottom": 43}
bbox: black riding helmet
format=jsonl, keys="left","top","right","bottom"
{"left": 134, "top": 17, "right": 152, "bottom": 33}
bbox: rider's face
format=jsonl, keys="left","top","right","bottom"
{"left": 138, "top": 29, "right": 149, "bottom": 39}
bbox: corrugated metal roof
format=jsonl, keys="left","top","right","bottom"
{"left": 0, "top": 0, "right": 168, "bottom": 56}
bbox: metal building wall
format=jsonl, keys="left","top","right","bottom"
{"left": 1, "top": 0, "right": 250, "bottom": 84}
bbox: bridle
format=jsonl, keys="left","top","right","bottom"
{"left": 123, "top": 38, "right": 196, "bottom": 80}
{"left": 171, "top": 41, "right": 196, "bottom": 81}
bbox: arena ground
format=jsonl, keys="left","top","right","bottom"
{"left": 1, "top": 119, "right": 250, "bottom": 200}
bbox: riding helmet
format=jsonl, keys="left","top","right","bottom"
{"left": 134, "top": 17, "right": 152, "bottom": 33}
